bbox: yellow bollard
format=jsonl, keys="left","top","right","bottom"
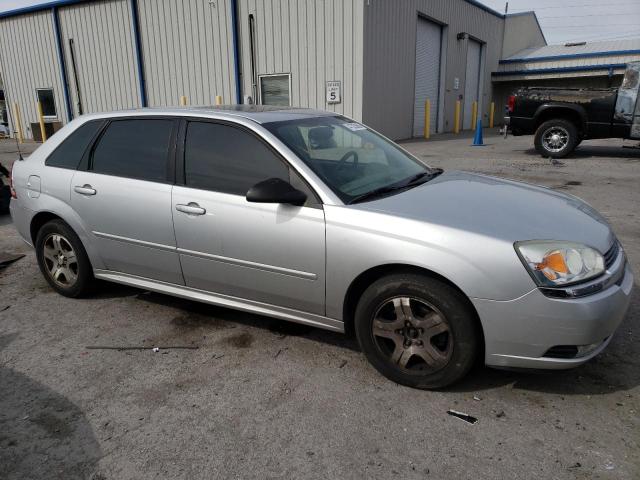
{"left": 37, "top": 101, "right": 47, "bottom": 143}
{"left": 215, "top": 95, "right": 223, "bottom": 106}
{"left": 489, "top": 102, "right": 495, "bottom": 128}
{"left": 180, "top": 95, "right": 188, "bottom": 106}
{"left": 13, "top": 103, "right": 24, "bottom": 144}
{"left": 454, "top": 100, "right": 461, "bottom": 134}
{"left": 423, "top": 99, "right": 431, "bottom": 139}
{"left": 471, "top": 101, "right": 478, "bottom": 130}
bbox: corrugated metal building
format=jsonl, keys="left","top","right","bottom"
{"left": 0, "top": 0, "right": 546, "bottom": 140}
{"left": 494, "top": 38, "right": 640, "bottom": 114}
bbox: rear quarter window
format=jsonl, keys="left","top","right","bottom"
{"left": 45, "top": 120, "right": 105, "bottom": 169}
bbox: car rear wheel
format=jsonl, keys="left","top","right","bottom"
{"left": 354, "top": 273, "right": 479, "bottom": 389}
{"left": 35, "top": 219, "right": 94, "bottom": 297}
{"left": 534, "top": 119, "right": 579, "bottom": 158}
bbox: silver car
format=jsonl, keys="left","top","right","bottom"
{"left": 9, "top": 107, "right": 634, "bottom": 388}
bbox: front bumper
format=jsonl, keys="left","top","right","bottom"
{"left": 472, "top": 259, "right": 634, "bottom": 370}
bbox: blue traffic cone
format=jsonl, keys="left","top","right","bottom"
{"left": 471, "top": 118, "right": 485, "bottom": 146}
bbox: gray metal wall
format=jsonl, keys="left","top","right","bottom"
{"left": 502, "top": 12, "right": 546, "bottom": 59}
{"left": 137, "top": 0, "right": 236, "bottom": 106}
{"left": 0, "top": 10, "right": 66, "bottom": 139}
{"left": 362, "top": 0, "right": 506, "bottom": 139}
{"left": 58, "top": 0, "right": 141, "bottom": 115}
{"left": 236, "top": 0, "right": 365, "bottom": 120}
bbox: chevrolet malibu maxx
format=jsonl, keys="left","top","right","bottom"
{"left": 9, "top": 107, "right": 634, "bottom": 388}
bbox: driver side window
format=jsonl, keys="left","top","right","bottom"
{"left": 184, "top": 121, "right": 321, "bottom": 207}
{"left": 184, "top": 121, "right": 289, "bottom": 195}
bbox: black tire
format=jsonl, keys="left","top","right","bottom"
{"left": 354, "top": 273, "right": 479, "bottom": 389}
{"left": 35, "top": 219, "right": 94, "bottom": 297}
{"left": 534, "top": 119, "right": 579, "bottom": 158}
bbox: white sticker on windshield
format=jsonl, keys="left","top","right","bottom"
{"left": 343, "top": 122, "right": 366, "bottom": 131}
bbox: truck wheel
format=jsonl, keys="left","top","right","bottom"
{"left": 534, "top": 119, "right": 579, "bottom": 158}
{"left": 354, "top": 273, "right": 479, "bottom": 389}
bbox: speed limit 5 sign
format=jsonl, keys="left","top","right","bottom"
{"left": 326, "top": 81, "right": 341, "bottom": 104}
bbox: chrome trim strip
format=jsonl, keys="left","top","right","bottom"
{"left": 93, "top": 231, "right": 176, "bottom": 252}
{"left": 93, "top": 270, "right": 343, "bottom": 332}
{"left": 92, "top": 231, "right": 317, "bottom": 280}
{"left": 177, "top": 247, "right": 318, "bottom": 280}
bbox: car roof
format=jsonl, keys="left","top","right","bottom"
{"left": 78, "top": 105, "right": 341, "bottom": 125}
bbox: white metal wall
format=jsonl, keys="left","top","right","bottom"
{"left": 413, "top": 18, "right": 442, "bottom": 137}
{"left": 0, "top": 10, "right": 65, "bottom": 139}
{"left": 463, "top": 39, "right": 481, "bottom": 130}
{"left": 58, "top": 0, "right": 141, "bottom": 115}
{"left": 237, "top": 0, "right": 365, "bottom": 120}
{"left": 137, "top": 0, "right": 236, "bottom": 106}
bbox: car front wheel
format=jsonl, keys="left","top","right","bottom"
{"left": 355, "top": 273, "right": 479, "bottom": 389}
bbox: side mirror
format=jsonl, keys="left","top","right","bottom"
{"left": 246, "top": 178, "right": 307, "bottom": 206}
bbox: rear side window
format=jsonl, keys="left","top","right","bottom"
{"left": 184, "top": 121, "right": 288, "bottom": 195}
{"left": 91, "top": 119, "right": 174, "bottom": 182}
{"left": 46, "top": 120, "right": 104, "bottom": 170}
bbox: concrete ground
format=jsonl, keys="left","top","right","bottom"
{"left": 0, "top": 132, "right": 638, "bottom": 479}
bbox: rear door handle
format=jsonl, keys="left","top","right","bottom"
{"left": 74, "top": 184, "right": 96, "bottom": 196}
{"left": 176, "top": 202, "right": 206, "bottom": 215}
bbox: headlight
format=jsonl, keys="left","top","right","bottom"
{"left": 515, "top": 241, "right": 605, "bottom": 287}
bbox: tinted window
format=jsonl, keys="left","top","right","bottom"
{"left": 37, "top": 89, "right": 57, "bottom": 117}
{"left": 46, "top": 120, "right": 104, "bottom": 170}
{"left": 92, "top": 119, "right": 174, "bottom": 182}
{"left": 184, "top": 122, "right": 288, "bottom": 195}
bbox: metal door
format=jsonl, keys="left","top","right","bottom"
{"left": 70, "top": 171, "right": 184, "bottom": 284}
{"left": 413, "top": 18, "right": 442, "bottom": 137}
{"left": 463, "top": 39, "right": 482, "bottom": 130}
{"left": 172, "top": 187, "right": 326, "bottom": 315}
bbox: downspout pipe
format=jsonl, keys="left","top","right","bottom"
{"left": 129, "top": 0, "right": 147, "bottom": 107}
{"left": 230, "top": 0, "right": 242, "bottom": 104}
{"left": 52, "top": 7, "right": 73, "bottom": 122}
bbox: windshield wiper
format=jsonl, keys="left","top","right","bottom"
{"left": 403, "top": 169, "right": 443, "bottom": 187}
{"left": 348, "top": 168, "right": 443, "bottom": 204}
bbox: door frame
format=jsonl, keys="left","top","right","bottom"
{"left": 174, "top": 116, "right": 322, "bottom": 204}
{"left": 413, "top": 13, "right": 446, "bottom": 136}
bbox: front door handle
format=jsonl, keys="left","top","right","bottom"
{"left": 176, "top": 202, "right": 206, "bottom": 215}
{"left": 74, "top": 184, "right": 96, "bottom": 196}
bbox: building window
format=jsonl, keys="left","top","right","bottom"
{"left": 259, "top": 74, "right": 291, "bottom": 106}
{"left": 36, "top": 88, "right": 57, "bottom": 118}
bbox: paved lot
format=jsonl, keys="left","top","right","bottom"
{"left": 1, "top": 132, "right": 639, "bottom": 479}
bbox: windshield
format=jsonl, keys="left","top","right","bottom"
{"left": 264, "top": 116, "right": 434, "bottom": 203}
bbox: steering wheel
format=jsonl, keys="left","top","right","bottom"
{"left": 336, "top": 150, "right": 359, "bottom": 172}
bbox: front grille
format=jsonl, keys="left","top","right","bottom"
{"left": 544, "top": 345, "right": 578, "bottom": 359}
{"left": 603, "top": 241, "right": 619, "bottom": 269}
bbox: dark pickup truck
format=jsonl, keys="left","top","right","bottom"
{"left": 505, "top": 61, "right": 640, "bottom": 158}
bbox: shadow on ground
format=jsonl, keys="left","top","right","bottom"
{"left": 525, "top": 145, "right": 640, "bottom": 160}
{"left": 91, "top": 279, "right": 640, "bottom": 397}
{"left": 0, "top": 333, "right": 102, "bottom": 480}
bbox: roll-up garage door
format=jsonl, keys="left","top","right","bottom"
{"left": 463, "top": 39, "right": 482, "bottom": 130}
{"left": 413, "top": 18, "right": 442, "bottom": 137}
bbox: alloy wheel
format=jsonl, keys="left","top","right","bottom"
{"left": 42, "top": 233, "right": 79, "bottom": 287}
{"left": 371, "top": 296, "right": 453, "bottom": 373}
{"left": 542, "top": 126, "right": 569, "bottom": 153}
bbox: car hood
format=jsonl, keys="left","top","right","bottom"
{"left": 352, "top": 170, "right": 614, "bottom": 253}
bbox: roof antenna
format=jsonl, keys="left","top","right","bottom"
{"left": 14, "top": 130, "right": 24, "bottom": 161}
